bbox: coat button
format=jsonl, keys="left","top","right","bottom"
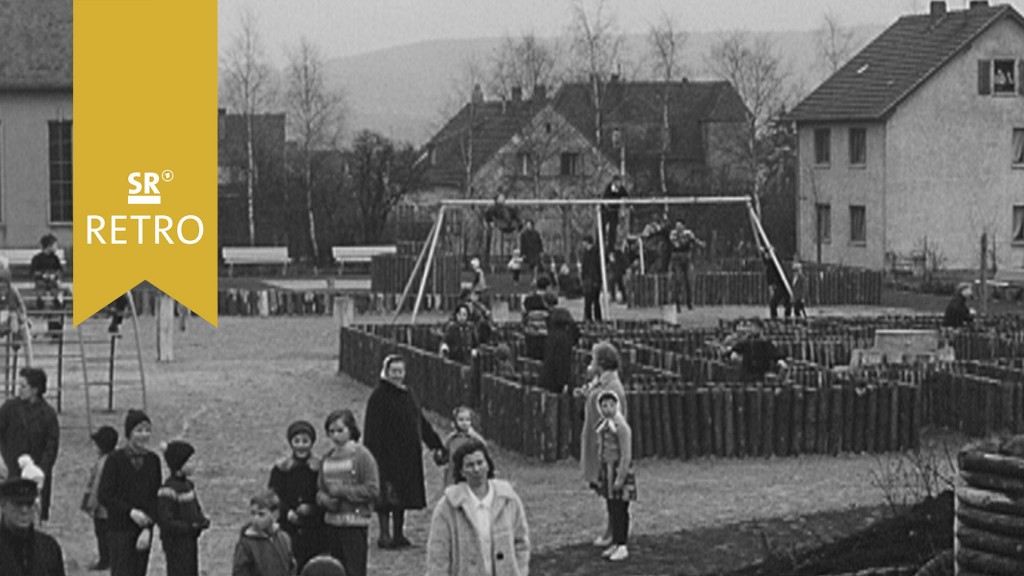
{"left": 496, "top": 552, "right": 504, "bottom": 560}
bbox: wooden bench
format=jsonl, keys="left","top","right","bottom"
{"left": 331, "top": 245, "right": 396, "bottom": 275}
{"left": 222, "top": 246, "right": 290, "bottom": 276}
{"left": 0, "top": 248, "right": 67, "bottom": 268}
{"left": 977, "top": 267, "right": 1024, "bottom": 301}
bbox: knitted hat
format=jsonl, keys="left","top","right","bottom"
{"left": 124, "top": 409, "right": 151, "bottom": 437}
{"left": 300, "top": 555, "right": 347, "bottom": 576}
{"left": 286, "top": 420, "right": 316, "bottom": 444}
{"left": 91, "top": 426, "right": 119, "bottom": 454}
{"left": 164, "top": 440, "right": 195, "bottom": 472}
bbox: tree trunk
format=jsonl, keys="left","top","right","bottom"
{"left": 246, "top": 114, "right": 257, "bottom": 246}
{"left": 305, "top": 160, "right": 319, "bottom": 263}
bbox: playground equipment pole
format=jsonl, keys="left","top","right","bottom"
{"left": 411, "top": 206, "right": 446, "bottom": 324}
{"left": 392, "top": 214, "right": 440, "bottom": 324}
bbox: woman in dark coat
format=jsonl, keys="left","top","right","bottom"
{"left": 99, "top": 410, "right": 162, "bottom": 576}
{"left": 363, "top": 354, "right": 445, "bottom": 550}
{"left": 0, "top": 367, "right": 59, "bottom": 521}
{"left": 541, "top": 308, "right": 580, "bottom": 394}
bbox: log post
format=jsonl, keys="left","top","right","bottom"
{"left": 157, "top": 295, "right": 174, "bottom": 362}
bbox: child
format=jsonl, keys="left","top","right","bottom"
{"left": 82, "top": 426, "right": 118, "bottom": 571}
{"left": 441, "top": 406, "right": 485, "bottom": 486}
{"left": 508, "top": 250, "right": 524, "bottom": 284}
{"left": 269, "top": 420, "right": 324, "bottom": 572}
{"left": 317, "top": 409, "right": 379, "bottom": 576}
{"left": 157, "top": 440, "right": 211, "bottom": 576}
{"left": 594, "top": 391, "right": 635, "bottom": 562}
{"left": 232, "top": 490, "right": 296, "bottom": 576}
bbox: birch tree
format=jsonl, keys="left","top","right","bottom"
{"left": 220, "top": 6, "right": 274, "bottom": 245}
{"left": 284, "top": 38, "right": 343, "bottom": 263}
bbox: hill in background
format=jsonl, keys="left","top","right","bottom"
{"left": 234, "top": 26, "right": 883, "bottom": 146}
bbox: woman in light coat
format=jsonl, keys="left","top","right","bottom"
{"left": 575, "top": 341, "right": 628, "bottom": 547}
{"left": 426, "top": 440, "right": 530, "bottom": 576}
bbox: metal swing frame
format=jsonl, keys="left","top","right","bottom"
{"left": 392, "top": 196, "right": 792, "bottom": 324}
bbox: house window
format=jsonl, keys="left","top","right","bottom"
{"left": 994, "top": 59, "right": 1017, "bottom": 94}
{"left": 850, "top": 205, "right": 866, "bottom": 244}
{"left": 814, "top": 128, "right": 831, "bottom": 165}
{"left": 517, "top": 152, "right": 532, "bottom": 176}
{"left": 1013, "top": 129, "right": 1024, "bottom": 166}
{"left": 816, "top": 203, "right": 831, "bottom": 244}
{"left": 979, "top": 59, "right": 1024, "bottom": 96}
{"left": 49, "top": 121, "right": 73, "bottom": 223}
{"left": 560, "top": 152, "right": 579, "bottom": 176}
{"left": 1013, "top": 205, "right": 1024, "bottom": 244}
{"left": 848, "top": 128, "right": 866, "bottom": 166}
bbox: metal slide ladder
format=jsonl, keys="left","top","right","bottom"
{"left": 2, "top": 285, "right": 147, "bottom": 434}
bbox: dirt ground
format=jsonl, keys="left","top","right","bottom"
{"left": 37, "top": 312, "right": 962, "bottom": 576}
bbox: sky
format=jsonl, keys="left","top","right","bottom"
{"left": 217, "top": 0, "right": 1024, "bottom": 63}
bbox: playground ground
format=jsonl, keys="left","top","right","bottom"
{"left": 39, "top": 297, "right": 985, "bottom": 576}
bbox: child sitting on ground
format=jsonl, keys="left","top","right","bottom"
{"left": 157, "top": 440, "right": 211, "bottom": 576}
{"left": 440, "top": 406, "right": 485, "bottom": 486}
{"left": 81, "top": 426, "right": 118, "bottom": 571}
{"left": 232, "top": 490, "right": 296, "bottom": 576}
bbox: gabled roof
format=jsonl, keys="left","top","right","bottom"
{"left": 553, "top": 81, "right": 750, "bottom": 162}
{"left": 788, "top": 3, "right": 1024, "bottom": 122}
{"left": 0, "top": 0, "right": 72, "bottom": 91}
{"left": 423, "top": 98, "right": 548, "bottom": 188}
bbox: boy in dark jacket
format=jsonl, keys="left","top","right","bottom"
{"left": 157, "top": 441, "right": 210, "bottom": 576}
{"left": 268, "top": 420, "right": 323, "bottom": 571}
{"left": 233, "top": 490, "right": 296, "bottom": 576}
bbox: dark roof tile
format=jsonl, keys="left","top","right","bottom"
{"left": 789, "top": 4, "right": 1023, "bottom": 122}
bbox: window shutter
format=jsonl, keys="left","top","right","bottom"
{"left": 979, "top": 60, "right": 991, "bottom": 95}
{"left": 1019, "top": 60, "right": 1024, "bottom": 96}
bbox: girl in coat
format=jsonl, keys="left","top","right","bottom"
{"left": 574, "top": 341, "right": 627, "bottom": 548}
{"left": 363, "top": 354, "right": 446, "bottom": 549}
{"left": 268, "top": 420, "right": 324, "bottom": 571}
{"left": 317, "top": 409, "right": 379, "bottom": 576}
{"left": 594, "top": 391, "right": 635, "bottom": 562}
{"left": 441, "top": 406, "right": 485, "bottom": 486}
{"left": 426, "top": 440, "right": 530, "bottom": 576}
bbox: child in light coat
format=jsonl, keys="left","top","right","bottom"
{"left": 594, "top": 391, "right": 635, "bottom": 562}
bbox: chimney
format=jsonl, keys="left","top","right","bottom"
{"left": 471, "top": 84, "right": 483, "bottom": 104}
{"left": 930, "top": 1, "right": 946, "bottom": 17}
{"left": 969, "top": 1, "right": 988, "bottom": 8}
{"left": 533, "top": 84, "right": 547, "bottom": 102}
{"left": 511, "top": 86, "right": 522, "bottom": 102}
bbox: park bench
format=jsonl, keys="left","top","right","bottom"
{"left": 222, "top": 246, "right": 290, "bottom": 276}
{"left": 0, "top": 248, "right": 69, "bottom": 284}
{"left": 977, "top": 267, "right": 1024, "bottom": 301}
{"left": 331, "top": 245, "right": 396, "bottom": 275}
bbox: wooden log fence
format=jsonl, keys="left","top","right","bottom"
{"left": 625, "top": 267, "right": 883, "bottom": 308}
{"left": 955, "top": 445, "right": 1024, "bottom": 576}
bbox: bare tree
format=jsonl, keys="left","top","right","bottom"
{"left": 488, "top": 33, "right": 560, "bottom": 101}
{"left": 706, "top": 32, "right": 793, "bottom": 205}
{"left": 648, "top": 12, "right": 687, "bottom": 194}
{"left": 284, "top": 38, "right": 344, "bottom": 263}
{"left": 220, "top": 5, "right": 275, "bottom": 246}
{"left": 815, "top": 12, "right": 856, "bottom": 76}
{"left": 568, "top": 0, "right": 625, "bottom": 144}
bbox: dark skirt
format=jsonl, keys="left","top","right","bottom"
{"left": 593, "top": 461, "right": 637, "bottom": 501}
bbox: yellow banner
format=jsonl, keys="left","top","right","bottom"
{"left": 74, "top": 0, "right": 217, "bottom": 326}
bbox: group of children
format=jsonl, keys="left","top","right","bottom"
{"left": 79, "top": 404, "right": 487, "bottom": 576}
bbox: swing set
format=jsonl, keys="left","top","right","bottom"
{"left": 393, "top": 195, "right": 792, "bottom": 324}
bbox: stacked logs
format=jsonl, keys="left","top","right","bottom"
{"left": 955, "top": 438, "right": 1024, "bottom": 576}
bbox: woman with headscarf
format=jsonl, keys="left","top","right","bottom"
{"left": 363, "top": 355, "right": 446, "bottom": 550}
{"left": 573, "top": 341, "right": 627, "bottom": 548}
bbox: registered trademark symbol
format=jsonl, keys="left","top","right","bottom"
{"left": 161, "top": 170, "right": 174, "bottom": 182}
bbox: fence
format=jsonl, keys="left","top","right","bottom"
{"left": 626, "top": 267, "right": 884, "bottom": 307}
